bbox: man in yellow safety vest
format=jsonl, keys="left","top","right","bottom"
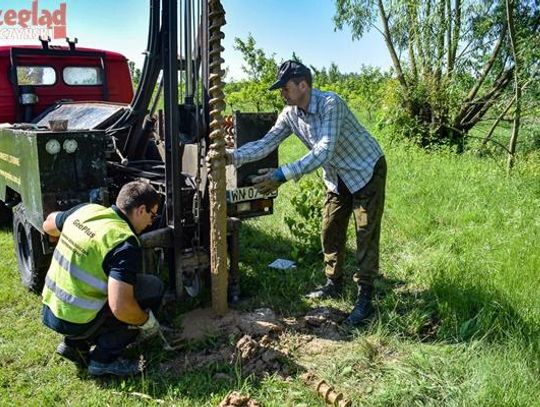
{"left": 41, "top": 180, "right": 163, "bottom": 377}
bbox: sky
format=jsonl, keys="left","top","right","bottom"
{"left": 0, "top": 0, "right": 392, "bottom": 80}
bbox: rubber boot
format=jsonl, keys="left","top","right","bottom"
{"left": 344, "top": 284, "right": 374, "bottom": 326}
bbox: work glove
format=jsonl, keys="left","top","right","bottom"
{"left": 252, "top": 168, "right": 286, "bottom": 195}
{"left": 224, "top": 148, "right": 235, "bottom": 166}
{"left": 138, "top": 310, "right": 160, "bottom": 341}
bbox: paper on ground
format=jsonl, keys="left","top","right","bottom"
{"left": 268, "top": 258, "right": 296, "bottom": 270}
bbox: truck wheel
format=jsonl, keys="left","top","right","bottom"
{"left": 12, "top": 204, "right": 51, "bottom": 293}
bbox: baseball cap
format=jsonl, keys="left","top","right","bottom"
{"left": 268, "top": 60, "right": 312, "bottom": 90}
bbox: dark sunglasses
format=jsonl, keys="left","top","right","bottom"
{"left": 147, "top": 208, "right": 158, "bottom": 221}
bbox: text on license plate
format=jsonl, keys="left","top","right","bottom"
{"left": 226, "top": 186, "right": 277, "bottom": 204}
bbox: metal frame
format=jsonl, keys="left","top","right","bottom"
{"left": 162, "top": 0, "right": 185, "bottom": 296}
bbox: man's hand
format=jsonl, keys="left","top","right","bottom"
{"left": 252, "top": 168, "right": 286, "bottom": 195}
{"left": 43, "top": 212, "right": 61, "bottom": 237}
{"left": 138, "top": 310, "right": 160, "bottom": 340}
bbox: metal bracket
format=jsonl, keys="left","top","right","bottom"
{"left": 66, "top": 37, "right": 78, "bottom": 51}
{"left": 39, "top": 36, "right": 51, "bottom": 50}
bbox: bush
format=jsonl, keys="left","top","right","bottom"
{"left": 284, "top": 174, "right": 325, "bottom": 262}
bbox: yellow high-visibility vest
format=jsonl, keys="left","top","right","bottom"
{"left": 42, "top": 204, "right": 138, "bottom": 324}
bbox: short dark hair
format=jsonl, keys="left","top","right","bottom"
{"left": 116, "top": 180, "right": 160, "bottom": 213}
{"left": 290, "top": 75, "right": 312, "bottom": 88}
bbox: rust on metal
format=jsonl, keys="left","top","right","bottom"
{"left": 302, "top": 374, "right": 352, "bottom": 407}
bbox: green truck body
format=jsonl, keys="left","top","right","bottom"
{"left": 0, "top": 128, "right": 109, "bottom": 232}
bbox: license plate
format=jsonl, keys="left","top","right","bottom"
{"left": 226, "top": 186, "right": 277, "bottom": 203}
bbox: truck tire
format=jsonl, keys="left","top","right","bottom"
{"left": 12, "top": 204, "right": 51, "bottom": 293}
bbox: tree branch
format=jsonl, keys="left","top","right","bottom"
{"left": 454, "top": 26, "right": 508, "bottom": 126}
{"left": 467, "top": 135, "right": 513, "bottom": 154}
{"left": 464, "top": 25, "right": 508, "bottom": 105}
{"left": 505, "top": 0, "right": 521, "bottom": 172}
{"left": 377, "top": 0, "right": 409, "bottom": 95}
{"left": 458, "top": 67, "right": 514, "bottom": 130}
{"left": 480, "top": 95, "right": 515, "bottom": 147}
{"left": 447, "top": 0, "right": 461, "bottom": 75}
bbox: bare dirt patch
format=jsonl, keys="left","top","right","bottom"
{"left": 159, "top": 306, "right": 349, "bottom": 378}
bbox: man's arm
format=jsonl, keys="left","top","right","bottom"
{"left": 233, "top": 110, "right": 291, "bottom": 167}
{"left": 280, "top": 97, "right": 343, "bottom": 181}
{"left": 108, "top": 277, "right": 148, "bottom": 325}
{"left": 42, "top": 203, "right": 87, "bottom": 237}
{"left": 104, "top": 240, "right": 148, "bottom": 325}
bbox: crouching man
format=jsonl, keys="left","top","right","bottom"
{"left": 41, "top": 180, "right": 164, "bottom": 377}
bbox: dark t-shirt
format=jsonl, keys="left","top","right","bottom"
{"left": 42, "top": 204, "right": 141, "bottom": 335}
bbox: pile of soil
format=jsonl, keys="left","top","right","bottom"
{"left": 160, "top": 306, "right": 348, "bottom": 378}
{"left": 218, "top": 392, "right": 261, "bottom": 407}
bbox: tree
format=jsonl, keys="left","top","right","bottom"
{"left": 225, "top": 35, "right": 283, "bottom": 112}
{"left": 128, "top": 60, "right": 141, "bottom": 87}
{"left": 334, "top": 0, "right": 540, "bottom": 150}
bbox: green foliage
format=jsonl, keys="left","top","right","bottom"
{"left": 312, "top": 64, "right": 388, "bottom": 122}
{"left": 127, "top": 60, "right": 141, "bottom": 87}
{"left": 224, "top": 35, "right": 283, "bottom": 113}
{"left": 283, "top": 174, "right": 325, "bottom": 262}
{"left": 333, "top": 0, "right": 540, "bottom": 151}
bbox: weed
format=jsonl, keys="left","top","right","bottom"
{"left": 284, "top": 173, "right": 325, "bottom": 262}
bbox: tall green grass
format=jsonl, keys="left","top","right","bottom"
{"left": 0, "top": 124, "right": 539, "bottom": 405}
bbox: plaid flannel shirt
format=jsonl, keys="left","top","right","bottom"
{"left": 232, "top": 89, "right": 384, "bottom": 194}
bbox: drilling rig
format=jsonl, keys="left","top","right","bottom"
{"left": 0, "top": 0, "right": 278, "bottom": 313}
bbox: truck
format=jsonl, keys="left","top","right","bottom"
{"left": 0, "top": 0, "right": 279, "bottom": 308}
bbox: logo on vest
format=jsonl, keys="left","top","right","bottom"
{"left": 72, "top": 219, "right": 96, "bottom": 239}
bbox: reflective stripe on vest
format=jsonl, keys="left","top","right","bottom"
{"left": 52, "top": 250, "right": 108, "bottom": 294}
{"left": 45, "top": 276, "right": 106, "bottom": 311}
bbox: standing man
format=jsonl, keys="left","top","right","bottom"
{"left": 227, "top": 60, "right": 386, "bottom": 326}
{"left": 41, "top": 180, "right": 164, "bottom": 376}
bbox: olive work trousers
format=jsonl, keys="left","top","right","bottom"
{"left": 321, "top": 156, "right": 387, "bottom": 288}
{"left": 54, "top": 274, "right": 164, "bottom": 363}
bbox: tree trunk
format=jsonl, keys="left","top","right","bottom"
{"left": 422, "top": 0, "right": 434, "bottom": 77}
{"left": 406, "top": 1, "right": 418, "bottom": 80}
{"left": 434, "top": 0, "right": 446, "bottom": 86}
{"left": 505, "top": 0, "right": 521, "bottom": 173}
{"left": 377, "top": 0, "right": 408, "bottom": 95}
{"left": 411, "top": 2, "right": 426, "bottom": 80}
{"left": 446, "top": 0, "right": 452, "bottom": 75}
{"left": 447, "top": 0, "right": 461, "bottom": 76}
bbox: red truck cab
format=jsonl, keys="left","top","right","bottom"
{"left": 0, "top": 44, "right": 133, "bottom": 123}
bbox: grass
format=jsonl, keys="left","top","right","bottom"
{"left": 1, "top": 122, "right": 539, "bottom": 405}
